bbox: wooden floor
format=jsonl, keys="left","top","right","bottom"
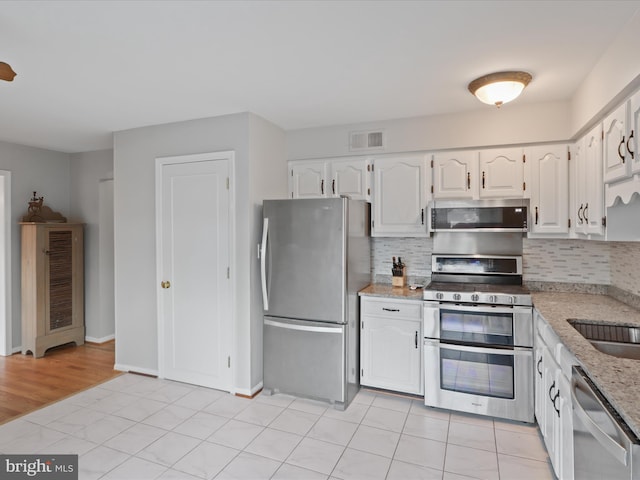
{"left": 0, "top": 340, "right": 121, "bottom": 425}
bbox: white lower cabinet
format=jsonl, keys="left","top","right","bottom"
{"left": 360, "top": 296, "right": 423, "bottom": 395}
{"left": 535, "top": 310, "right": 575, "bottom": 480}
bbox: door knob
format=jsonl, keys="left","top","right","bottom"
{"left": 161, "top": 280, "right": 171, "bottom": 289}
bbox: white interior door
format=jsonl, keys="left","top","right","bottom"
{"left": 157, "top": 154, "right": 232, "bottom": 390}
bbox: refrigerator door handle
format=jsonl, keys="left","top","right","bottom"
{"left": 265, "top": 318, "right": 343, "bottom": 334}
{"left": 261, "top": 217, "right": 269, "bottom": 310}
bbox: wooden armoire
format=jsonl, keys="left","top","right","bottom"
{"left": 21, "top": 222, "right": 84, "bottom": 357}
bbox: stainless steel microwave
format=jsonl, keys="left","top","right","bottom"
{"left": 430, "top": 201, "right": 528, "bottom": 232}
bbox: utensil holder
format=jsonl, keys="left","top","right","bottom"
{"left": 392, "top": 267, "right": 406, "bottom": 287}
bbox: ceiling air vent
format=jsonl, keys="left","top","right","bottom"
{"left": 349, "top": 130, "right": 385, "bottom": 152}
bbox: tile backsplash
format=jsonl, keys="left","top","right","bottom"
{"left": 371, "top": 236, "right": 639, "bottom": 298}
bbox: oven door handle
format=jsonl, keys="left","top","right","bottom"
{"left": 435, "top": 341, "right": 531, "bottom": 356}
{"left": 437, "top": 304, "right": 522, "bottom": 315}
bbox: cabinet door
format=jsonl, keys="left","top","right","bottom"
{"left": 582, "top": 125, "right": 605, "bottom": 236}
{"left": 603, "top": 103, "right": 630, "bottom": 184}
{"left": 479, "top": 148, "right": 524, "bottom": 198}
{"left": 528, "top": 145, "right": 569, "bottom": 235}
{"left": 330, "top": 158, "right": 370, "bottom": 201}
{"left": 290, "top": 162, "right": 328, "bottom": 198}
{"left": 372, "top": 154, "right": 430, "bottom": 236}
{"left": 557, "top": 369, "right": 574, "bottom": 480}
{"left": 534, "top": 333, "right": 545, "bottom": 436}
{"left": 361, "top": 316, "right": 422, "bottom": 394}
{"left": 630, "top": 90, "right": 640, "bottom": 175}
{"left": 542, "top": 346, "right": 561, "bottom": 478}
{"left": 431, "top": 151, "right": 478, "bottom": 199}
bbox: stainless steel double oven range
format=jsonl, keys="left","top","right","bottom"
{"left": 423, "top": 201, "right": 534, "bottom": 423}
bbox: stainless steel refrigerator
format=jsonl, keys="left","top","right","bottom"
{"left": 260, "top": 197, "right": 370, "bottom": 410}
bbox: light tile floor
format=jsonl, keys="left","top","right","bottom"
{"left": 0, "top": 374, "right": 556, "bottom": 479}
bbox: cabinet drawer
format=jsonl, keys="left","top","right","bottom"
{"left": 361, "top": 297, "right": 422, "bottom": 320}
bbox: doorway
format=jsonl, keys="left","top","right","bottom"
{"left": 155, "top": 151, "right": 234, "bottom": 391}
{"left": 0, "top": 170, "right": 11, "bottom": 356}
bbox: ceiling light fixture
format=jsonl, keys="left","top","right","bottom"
{"left": 468, "top": 71, "right": 532, "bottom": 108}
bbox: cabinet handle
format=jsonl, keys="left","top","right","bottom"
{"left": 548, "top": 380, "right": 556, "bottom": 403}
{"left": 467, "top": 172, "right": 471, "bottom": 190}
{"left": 42, "top": 249, "right": 50, "bottom": 255}
{"left": 583, "top": 203, "right": 589, "bottom": 223}
{"left": 332, "top": 179, "right": 335, "bottom": 195}
{"left": 482, "top": 171, "right": 486, "bottom": 189}
{"left": 536, "top": 357, "right": 542, "bottom": 377}
{"left": 618, "top": 136, "right": 626, "bottom": 163}
{"left": 553, "top": 389, "right": 561, "bottom": 417}
{"left": 421, "top": 208, "right": 424, "bottom": 225}
{"left": 321, "top": 179, "right": 324, "bottom": 195}
{"left": 627, "top": 130, "right": 635, "bottom": 159}
{"left": 382, "top": 307, "right": 400, "bottom": 312}
{"left": 415, "top": 331, "right": 418, "bottom": 349}
{"left": 535, "top": 206, "right": 539, "bottom": 225}
{"left": 577, "top": 203, "right": 584, "bottom": 224}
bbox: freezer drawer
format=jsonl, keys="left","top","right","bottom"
{"left": 264, "top": 316, "right": 346, "bottom": 407}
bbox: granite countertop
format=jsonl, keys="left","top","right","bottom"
{"left": 532, "top": 292, "right": 640, "bottom": 437}
{"left": 359, "top": 283, "right": 424, "bottom": 300}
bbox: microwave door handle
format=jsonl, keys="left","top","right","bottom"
{"left": 260, "top": 217, "right": 269, "bottom": 311}
{"left": 571, "top": 379, "right": 628, "bottom": 466}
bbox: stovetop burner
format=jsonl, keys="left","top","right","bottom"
{"left": 424, "top": 254, "right": 531, "bottom": 306}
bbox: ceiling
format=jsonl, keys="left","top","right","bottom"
{"left": 1, "top": 0, "right": 639, "bottom": 154}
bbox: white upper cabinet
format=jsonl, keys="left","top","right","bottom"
{"left": 528, "top": 145, "right": 569, "bottom": 235}
{"left": 372, "top": 153, "right": 430, "bottom": 237}
{"left": 603, "top": 90, "right": 640, "bottom": 184}
{"left": 431, "top": 151, "right": 478, "bottom": 199}
{"left": 290, "top": 161, "right": 328, "bottom": 198}
{"left": 289, "top": 157, "right": 371, "bottom": 201}
{"left": 479, "top": 148, "right": 525, "bottom": 199}
{"left": 574, "top": 125, "right": 605, "bottom": 237}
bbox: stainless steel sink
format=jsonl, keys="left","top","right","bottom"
{"left": 568, "top": 319, "right": 640, "bottom": 360}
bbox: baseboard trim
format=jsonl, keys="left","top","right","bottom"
{"left": 113, "top": 363, "right": 159, "bottom": 377}
{"left": 85, "top": 334, "right": 115, "bottom": 344}
{"left": 235, "top": 381, "right": 263, "bottom": 399}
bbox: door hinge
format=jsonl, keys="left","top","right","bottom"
{"left": 430, "top": 159, "right": 434, "bottom": 168}
{"left": 291, "top": 192, "right": 294, "bottom": 198}
{"left": 430, "top": 185, "right": 434, "bottom": 194}
{"left": 602, "top": 130, "right": 604, "bottom": 140}
{"left": 367, "top": 187, "right": 371, "bottom": 195}
{"left": 372, "top": 220, "right": 374, "bottom": 229}
{"left": 361, "top": 368, "right": 364, "bottom": 377}
{"left": 228, "top": 356, "right": 231, "bottom": 368}
{"left": 367, "top": 164, "right": 371, "bottom": 172}
{"left": 568, "top": 151, "right": 571, "bottom": 161}
{"left": 226, "top": 177, "right": 230, "bottom": 190}
{"left": 568, "top": 218, "right": 571, "bottom": 228}
{"left": 522, "top": 181, "right": 526, "bottom": 191}
{"left": 371, "top": 164, "right": 374, "bottom": 172}
{"left": 602, "top": 216, "right": 607, "bottom": 227}
{"left": 291, "top": 169, "right": 293, "bottom": 176}
{"left": 227, "top": 267, "right": 230, "bottom": 279}
{"left": 522, "top": 154, "right": 526, "bottom": 163}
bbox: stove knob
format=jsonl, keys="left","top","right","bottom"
{"left": 453, "top": 293, "right": 461, "bottom": 301}
{"left": 436, "top": 292, "right": 444, "bottom": 300}
{"left": 488, "top": 295, "right": 496, "bottom": 303}
{"left": 471, "top": 294, "right": 479, "bottom": 302}
{"left": 509, "top": 296, "right": 516, "bottom": 304}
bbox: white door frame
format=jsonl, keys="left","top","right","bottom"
{"left": 0, "top": 170, "right": 11, "bottom": 356}
{"left": 155, "top": 151, "right": 236, "bottom": 391}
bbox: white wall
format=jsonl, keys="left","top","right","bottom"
{"left": 69, "top": 149, "right": 114, "bottom": 342}
{"left": 570, "top": 9, "right": 640, "bottom": 137}
{"left": 0, "top": 141, "right": 71, "bottom": 349}
{"left": 287, "top": 101, "right": 571, "bottom": 160}
{"left": 113, "top": 112, "right": 285, "bottom": 393}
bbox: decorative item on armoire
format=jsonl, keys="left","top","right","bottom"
{"left": 20, "top": 193, "right": 84, "bottom": 357}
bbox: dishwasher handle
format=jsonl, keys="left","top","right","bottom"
{"left": 571, "top": 370, "right": 629, "bottom": 466}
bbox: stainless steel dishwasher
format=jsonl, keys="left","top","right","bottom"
{"left": 572, "top": 366, "right": 640, "bottom": 479}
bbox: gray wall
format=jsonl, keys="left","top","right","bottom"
{"left": 113, "top": 112, "right": 286, "bottom": 394}
{"left": 69, "top": 149, "right": 114, "bottom": 341}
{"left": 0, "top": 141, "right": 71, "bottom": 349}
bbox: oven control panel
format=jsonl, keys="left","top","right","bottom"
{"left": 423, "top": 290, "right": 532, "bottom": 306}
